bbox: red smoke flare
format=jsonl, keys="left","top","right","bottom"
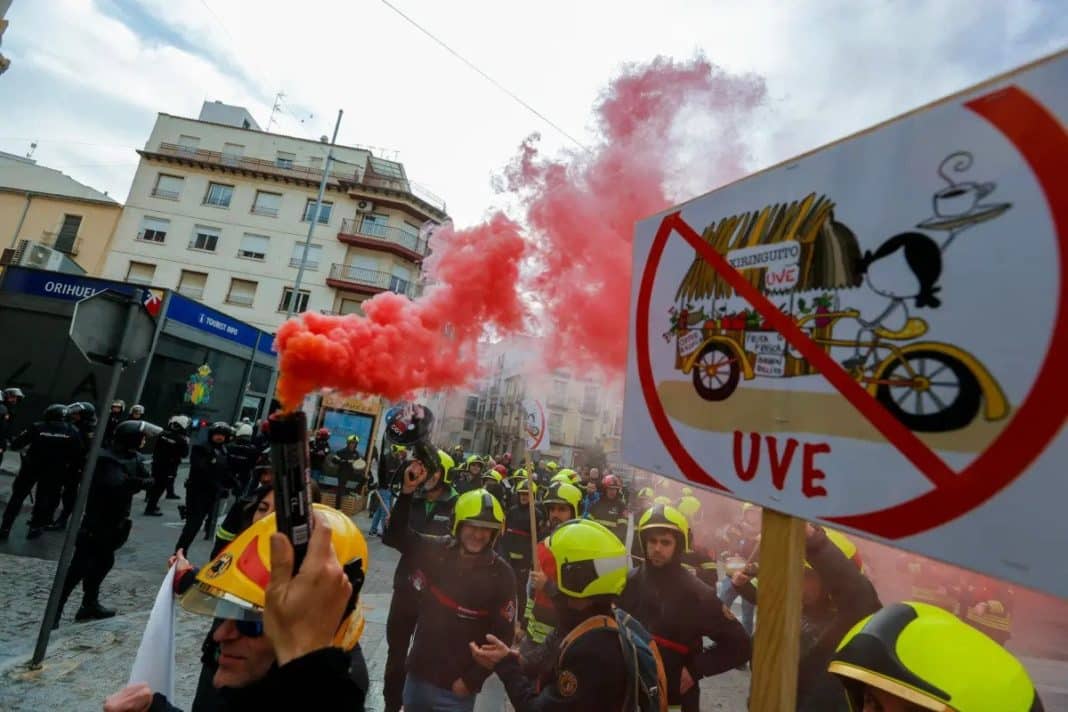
{"left": 275, "top": 55, "right": 766, "bottom": 408}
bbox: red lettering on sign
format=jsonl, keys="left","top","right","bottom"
{"left": 767, "top": 436, "right": 799, "bottom": 491}
{"left": 802, "top": 443, "right": 831, "bottom": 498}
{"left": 732, "top": 431, "right": 830, "bottom": 497}
{"left": 732, "top": 431, "right": 760, "bottom": 481}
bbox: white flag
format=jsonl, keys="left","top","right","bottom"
{"left": 128, "top": 564, "right": 177, "bottom": 700}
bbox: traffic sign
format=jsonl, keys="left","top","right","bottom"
{"left": 69, "top": 289, "right": 156, "bottom": 365}
{"left": 622, "top": 51, "right": 1068, "bottom": 597}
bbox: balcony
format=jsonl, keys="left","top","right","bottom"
{"left": 338, "top": 218, "right": 428, "bottom": 262}
{"left": 40, "top": 231, "right": 81, "bottom": 256}
{"left": 150, "top": 187, "right": 181, "bottom": 200}
{"left": 326, "top": 263, "right": 418, "bottom": 298}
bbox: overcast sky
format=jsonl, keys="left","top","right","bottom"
{"left": 2, "top": 0, "right": 1064, "bottom": 227}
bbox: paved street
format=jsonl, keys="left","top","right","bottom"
{"left": 0, "top": 453, "right": 1063, "bottom": 710}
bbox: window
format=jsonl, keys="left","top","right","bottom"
{"left": 152, "top": 174, "right": 184, "bottom": 200}
{"left": 389, "top": 263, "right": 413, "bottom": 294}
{"left": 204, "top": 182, "right": 234, "bottom": 208}
{"left": 338, "top": 298, "right": 363, "bottom": 315}
{"left": 190, "top": 225, "right": 220, "bottom": 252}
{"left": 550, "top": 380, "right": 567, "bottom": 407}
{"left": 582, "top": 384, "right": 598, "bottom": 413}
{"left": 252, "top": 191, "right": 281, "bottom": 217}
{"left": 279, "top": 287, "right": 310, "bottom": 313}
{"left": 238, "top": 233, "right": 269, "bottom": 260}
{"left": 177, "top": 134, "right": 200, "bottom": 154}
{"left": 360, "top": 213, "right": 388, "bottom": 237}
{"left": 138, "top": 216, "right": 169, "bottom": 243}
{"left": 579, "top": 418, "right": 594, "bottom": 444}
{"left": 54, "top": 214, "right": 82, "bottom": 254}
{"left": 276, "top": 151, "right": 296, "bottom": 169}
{"left": 226, "top": 278, "right": 257, "bottom": 307}
{"left": 302, "top": 198, "right": 332, "bottom": 224}
{"left": 126, "top": 261, "right": 156, "bottom": 285}
{"left": 222, "top": 143, "right": 245, "bottom": 165}
{"left": 465, "top": 396, "right": 479, "bottom": 416}
{"left": 289, "top": 242, "right": 322, "bottom": 269}
{"left": 549, "top": 413, "right": 564, "bottom": 439}
{"left": 177, "top": 270, "right": 208, "bottom": 300}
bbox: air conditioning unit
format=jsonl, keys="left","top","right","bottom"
{"left": 355, "top": 199, "right": 375, "bottom": 213}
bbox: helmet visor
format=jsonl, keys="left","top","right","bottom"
{"left": 180, "top": 582, "right": 263, "bottom": 622}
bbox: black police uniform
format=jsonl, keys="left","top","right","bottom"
{"left": 620, "top": 558, "right": 751, "bottom": 711}
{"left": 145, "top": 429, "right": 190, "bottom": 513}
{"left": 495, "top": 604, "right": 629, "bottom": 712}
{"left": 0, "top": 416, "right": 81, "bottom": 536}
{"left": 380, "top": 486, "right": 457, "bottom": 712}
{"left": 587, "top": 495, "right": 628, "bottom": 542}
{"left": 0, "top": 401, "right": 16, "bottom": 451}
{"left": 175, "top": 440, "right": 233, "bottom": 555}
{"left": 226, "top": 437, "right": 260, "bottom": 495}
{"left": 383, "top": 491, "right": 516, "bottom": 700}
{"left": 57, "top": 443, "right": 151, "bottom": 620}
{"left": 101, "top": 410, "right": 124, "bottom": 448}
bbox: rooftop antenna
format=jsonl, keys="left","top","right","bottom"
{"left": 26, "top": 141, "right": 37, "bottom": 159}
{"left": 266, "top": 91, "right": 285, "bottom": 133}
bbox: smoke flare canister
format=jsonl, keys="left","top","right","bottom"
{"left": 268, "top": 411, "right": 313, "bottom": 571}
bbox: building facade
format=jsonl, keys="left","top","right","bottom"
{"left": 0, "top": 151, "right": 122, "bottom": 275}
{"left": 425, "top": 338, "right": 624, "bottom": 466}
{"left": 101, "top": 101, "right": 447, "bottom": 333}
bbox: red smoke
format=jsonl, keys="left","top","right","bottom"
{"left": 276, "top": 55, "right": 767, "bottom": 407}
{"left": 275, "top": 213, "right": 527, "bottom": 408}
{"left": 512, "top": 56, "right": 766, "bottom": 375}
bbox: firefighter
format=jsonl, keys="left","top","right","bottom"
{"left": 829, "top": 601, "right": 1043, "bottom": 711}
{"left": 309, "top": 427, "right": 332, "bottom": 481}
{"left": 470, "top": 518, "right": 664, "bottom": 712}
{"left": 677, "top": 495, "right": 719, "bottom": 588}
{"left": 56, "top": 419, "right": 157, "bottom": 624}
{"left": 620, "top": 503, "right": 750, "bottom": 710}
{"left": 174, "top": 422, "right": 235, "bottom": 556}
{"left": 227, "top": 422, "right": 261, "bottom": 495}
{"left": 144, "top": 415, "right": 191, "bottom": 516}
{"left": 48, "top": 401, "right": 97, "bottom": 530}
{"left": 586, "top": 474, "right": 627, "bottom": 543}
{"left": 715, "top": 503, "right": 761, "bottom": 637}
{"left": 481, "top": 466, "right": 506, "bottom": 506}
{"left": 331, "top": 434, "right": 367, "bottom": 492}
{"left": 730, "top": 523, "right": 881, "bottom": 711}
{"left": 501, "top": 478, "right": 545, "bottom": 618}
{"left": 101, "top": 400, "right": 126, "bottom": 448}
{"left": 450, "top": 444, "right": 465, "bottom": 464}
{"left": 383, "top": 465, "right": 515, "bottom": 712}
{"left": 454, "top": 454, "right": 485, "bottom": 495}
{"left": 0, "top": 403, "right": 81, "bottom": 540}
{"left": 380, "top": 448, "right": 458, "bottom": 712}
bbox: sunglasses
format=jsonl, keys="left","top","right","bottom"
{"left": 234, "top": 619, "right": 265, "bottom": 638}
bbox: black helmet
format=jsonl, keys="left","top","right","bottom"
{"left": 44, "top": 403, "right": 68, "bottom": 422}
{"left": 112, "top": 420, "right": 162, "bottom": 454}
{"left": 383, "top": 402, "right": 434, "bottom": 447}
{"left": 209, "top": 421, "right": 235, "bottom": 440}
{"left": 66, "top": 402, "right": 97, "bottom": 426}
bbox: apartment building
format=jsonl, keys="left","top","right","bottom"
{"left": 0, "top": 151, "right": 122, "bottom": 275}
{"left": 101, "top": 101, "right": 448, "bottom": 332}
{"left": 425, "top": 337, "right": 623, "bottom": 465}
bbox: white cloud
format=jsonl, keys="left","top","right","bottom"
{"left": 2, "top": 0, "right": 1064, "bottom": 225}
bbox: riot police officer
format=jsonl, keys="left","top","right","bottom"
{"left": 226, "top": 422, "right": 260, "bottom": 495}
{"left": 56, "top": 419, "right": 158, "bottom": 624}
{"left": 48, "top": 401, "right": 97, "bottom": 530}
{"left": 101, "top": 400, "right": 126, "bottom": 448}
{"left": 0, "top": 386, "right": 25, "bottom": 454}
{"left": 144, "top": 415, "right": 191, "bottom": 516}
{"left": 174, "top": 422, "right": 234, "bottom": 555}
{"left": 0, "top": 403, "right": 81, "bottom": 540}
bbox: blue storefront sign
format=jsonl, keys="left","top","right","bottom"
{"left": 166, "top": 293, "right": 260, "bottom": 349}
{"left": 258, "top": 333, "right": 278, "bottom": 357}
{"left": 0, "top": 266, "right": 136, "bottom": 302}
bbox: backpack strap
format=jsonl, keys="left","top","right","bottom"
{"left": 559, "top": 614, "right": 617, "bottom": 658}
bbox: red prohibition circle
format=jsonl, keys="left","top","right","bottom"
{"left": 635, "top": 85, "right": 1068, "bottom": 539}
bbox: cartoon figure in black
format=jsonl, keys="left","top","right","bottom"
{"left": 842, "top": 232, "right": 942, "bottom": 371}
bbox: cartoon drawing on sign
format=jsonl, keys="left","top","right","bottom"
{"left": 666, "top": 167, "right": 1011, "bottom": 441}
{"left": 184, "top": 364, "right": 214, "bottom": 406}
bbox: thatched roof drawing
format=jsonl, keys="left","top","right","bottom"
{"left": 675, "top": 193, "right": 864, "bottom": 301}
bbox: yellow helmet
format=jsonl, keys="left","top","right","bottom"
{"left": 676, "top": 495, "right": 701, "bottom": 521}
{"left": 514, "top": 478, "right": 537, "bottom": 496}
{"left": 653, "top": 495, "right": 672, "bottom": 506}
{"left": 806, "top": 527, "right": 861, "bottom": 571}
{"left": 638, "top": 503, "right": 692, "bottom": 553}
{"left": 512, "top": 467, "right": 528, "bottom": 480}
{"left": 545, "top": 461, "right": 559, "bottom": 472}
{"left": 481, "top": 469, "right": 504, "bottom": 484}
{"left": 543, "top": 482, "right": 582, "bottom": 519}
{"left": 830, "top": 602, "right": 1040, "bottom": 711}
{"left": 452, "top": 488, "right": 505, "bottom": 538}
{"left": 680, "top": 486, "right": 694, "bottom": 497}
{"left": 182, "top": 504, "right": 369, "bottom": 650}
{"left": 637, "top": 487, "right": 655, "bottom": 499}
{"left": 545, "top": 519, "right": 627, "bottom": 598}
{"left": 556, "top": 468, "right": 580, "bottom": 485}
{"left": 437, "top": 449, "right": 455, "bottom": 483}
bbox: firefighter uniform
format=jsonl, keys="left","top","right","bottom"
{"left": 500, "top": 481, "right": 544, "bottom": 617}
{"left": 384, "top": 488, "right": 516, "bottom": 702}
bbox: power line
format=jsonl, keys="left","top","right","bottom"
{"left": 380, "top": 0, "right": 586, "bottom": 150}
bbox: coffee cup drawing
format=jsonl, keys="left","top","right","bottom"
{"left": 933, "top": 180, "right": 995, "bottom": 217}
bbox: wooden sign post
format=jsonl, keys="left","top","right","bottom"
{"left": 748, "top": 510, "right": 805, "bottom": 711}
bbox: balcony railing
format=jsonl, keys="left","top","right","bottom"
{"left": 251, "top": 205, "right": 279, "bottom": 218}
{"left": 153, "top": 142, "right": 447, "bottom": 214}
{"left": 40, "top": 231, "right": 81, "bottom": 256}
{"left": 339, "top": 218, "right": 428, "bottom": 257}
{"left": 288, "top": 257, "right": 320, "bottom": 269}
{"left": 151, "top": 187, "right": 181, "bottom": 200}
{"left": 327, "top": 263, "right": 418, "bottom": 297}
